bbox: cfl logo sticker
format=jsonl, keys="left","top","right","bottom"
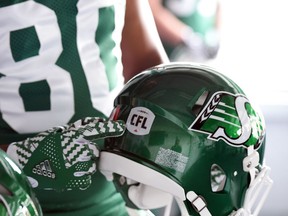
{"left": 127, "top": 107, "right": 155, "bottom": 135}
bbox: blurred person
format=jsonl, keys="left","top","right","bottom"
{"left": 0, "top": 0, "right": 168, "bottom": 215}
{"left": 149, "top": 0, "right": 221, "bottom": 62}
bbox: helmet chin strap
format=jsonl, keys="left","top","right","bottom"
{"left": 186, "top": 191, "right": 212, "bottom": 216}
{"left": 232, "top": 146, "right": 273, "bottom": 216}
{"left": 243, "top": 146, "right": 260, "bottom": 182}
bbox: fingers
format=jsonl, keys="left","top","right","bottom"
{"left": 82, "top": 120, "right": 126, "bottom": 140}
{"left": 67, "top": 117, "right": 103, "bottom": 130}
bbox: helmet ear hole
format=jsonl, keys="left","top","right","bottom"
{"left": 211, "top": 164, "right": 226, "bottom": 192}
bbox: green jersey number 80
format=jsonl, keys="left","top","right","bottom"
{"left": 0, "top": 0, "right": 124, "bottom": 134}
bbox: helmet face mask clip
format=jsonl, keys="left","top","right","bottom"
{"left": 100, "top": 63, "right": 273, "bottom": 216}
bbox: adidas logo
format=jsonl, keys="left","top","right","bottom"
{"left": 32, "top": 160, "right": 55, "bottom": 179}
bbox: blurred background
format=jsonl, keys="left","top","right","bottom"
{"left": 151, "top": 0, "right": 288, "bottom": 215}
{"left": 212, "top": 1, "right": 288, "bottom": 215}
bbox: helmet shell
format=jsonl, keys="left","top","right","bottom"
{"left": 0, "top": 150, "right": 42, "bottom": 216}
{"left": 105, "top": 63, "right": 266, "bottom": 215}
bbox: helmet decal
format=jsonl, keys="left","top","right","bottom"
{"left": 189, "top": 91, "right": 265, "bottom": 149}
{"left": 126, "top": 107, "right": 155, "bottom": 136}
{"left": 155, "top": 147, "right": 188, "bottom": 173}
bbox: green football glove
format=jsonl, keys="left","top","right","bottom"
{"left": 7, "top": 117, "right": 125, "bottom": 192}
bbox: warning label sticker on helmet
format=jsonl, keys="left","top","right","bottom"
{"left": 126, "top": 107, "right": 155, "bottom": 136}
{"left": 155, "top": 147, "right": 188, "bottom": 173}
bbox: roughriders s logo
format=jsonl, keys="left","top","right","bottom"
{"left": 189, "top": 91, "right": 265, "bottom": 149}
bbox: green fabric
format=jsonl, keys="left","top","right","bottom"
{"left": 38, "top": 172, "right": 128, "bottom": 216}
{"left": 0, "top": 0, "right": 124, "bottom": 143}
{"left": 0, "top": 0, "right": 127, "bottom": 215}
{"left": 19, "top": 80, "right": 51, "bottom": 111}
{"left": 96, "top": 7, "right": 118, "bottom": 91}
{"left": 10, "top": 26, "right": 40, "bottom": 62}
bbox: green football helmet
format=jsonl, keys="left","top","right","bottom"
{"left": 0, "top": 149, "right": 42, "bottom": 216}
{"left": 99, "top": 63, "right": 273, "bottom": 216}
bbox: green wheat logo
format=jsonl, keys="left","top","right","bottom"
{"left": 189, "top": 91, "right": 265, "bottom": 149}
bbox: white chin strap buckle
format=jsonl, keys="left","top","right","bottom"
{"left": 186, "top": 191, "right": 212, "bottom": 216}
{"left": 236, "top": 147, "right": 273, "bottom": 216}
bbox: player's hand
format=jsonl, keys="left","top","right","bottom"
{"left": 7, "top": 117, "right": 125, "bottom": 192}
